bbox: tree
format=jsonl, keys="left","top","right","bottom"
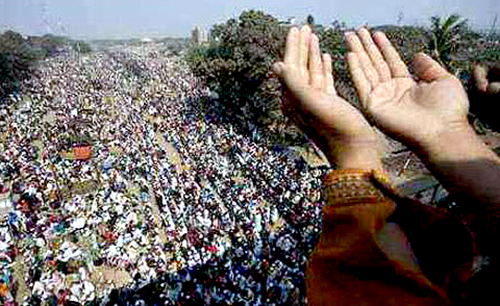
{"left": 0, "top": 31, "right": 37, "bottom": 100}
{"left": 0, "top": 30, "right": 92, "bottom": 102}
{"left": 186, "top": 10, "right": 288, "bottom": 132}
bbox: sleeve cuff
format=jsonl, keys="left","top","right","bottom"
{"left": 322, "top": 169, "right": 399, "bottom": 206}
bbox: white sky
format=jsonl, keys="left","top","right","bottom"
{"left": 1, "top": 0, "right": 499, "bottom": 39}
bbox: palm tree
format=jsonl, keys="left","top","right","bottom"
{"left": 429, "top": 14, "right": 468, "bottom": 71}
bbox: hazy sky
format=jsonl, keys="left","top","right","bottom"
{"left": 1, "top": 0, "right": 499, "bottom": 39}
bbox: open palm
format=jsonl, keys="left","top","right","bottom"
{"left": 273, "top": 26, "right": 380, "bottom": 168}
{"left": 346, "top": 28, "right": 470, "bottom": 148}
{"left": 273, "top": 26, "right": 379, "bottom": 162}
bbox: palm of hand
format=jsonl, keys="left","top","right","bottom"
{"left": 274, "top": 26, "right": 376, "bottom": 148}
{"left": 283, "top": 79, "right": 372, "bottom": 144}
{"left": 347, "top": 29, "right": 470, "bottom": 146}
{"left": 367, "top": 76, "right": 469, "bottom": 144}
{"left": 273, "top": 26, "right": 382, "bottom": 169}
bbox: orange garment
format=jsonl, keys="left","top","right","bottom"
{"left": 73, "top": 145, "right": 92, "bottom": 160}
{"left": 306, "top": 169, "right": 476, "bottom": 306}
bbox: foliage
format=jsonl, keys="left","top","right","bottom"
{"left": 0, "top": 31, "right": 93, "bottom": 101}
{"left": 0, "top": 31, "right": 38, "bottom": 100}
{"left": 428, "top": 14, "right": 468, "bottom": 72}
{"left": 374, "top": 17, "right": 495, "bottom": 89}
{"left": 28, "top": 34, "right": 70, "bottom": 57}
{"left": 468, "top": 37, "right": 500, "bottom": 65}
{"left": 29, "top": 34, "right": 92, "bottom": 55}
{"left": 186, "top": 10, "right": 288, "bottom": 132}
{"left": 161, "top": 38, "right": 190, "bottom": 55}
{"left": 318, "top": 22, "right": 357, "bottom": 103}
{"left": 373, "top": 25, "right": 430, "bottom": 64}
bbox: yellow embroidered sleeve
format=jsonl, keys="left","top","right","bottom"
{"left": 322, "top": 169, "right": 398, "bottom": 206}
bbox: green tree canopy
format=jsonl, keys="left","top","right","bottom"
{"left": 187, "top": 10, "right": 288, "bottom": 131}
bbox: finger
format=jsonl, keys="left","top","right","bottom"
{"left": 472, "top": 63, "right": 488, "bottom": 92}
{"left": 284, "top": 27, "right": 300, "bottom": 65}
{"left": 347, "top": 52, "right": 370, "bottom": 106}
{"left": 308, "top": 34, "right": 323, "bottom": 89}
{"left": 413, "top": 52, "right": 452, "bottom": 82}
{"left": 322, "top": 53, "right": 336, "bottom": 96}
{"left": 345, "top": 31, "right": 379, "bottom": 88}
{"left": 299, "top": 25, "right": 311, "bottom": 70}
{"left": 373, "top": 31, "right": 410, "bottom": 78}
{"left": 272, "top": 62, "right": 285, "bottom": 79}
{"left": 488, "top": 82, "right": 500, "bottom": 94}
{"left": 358, "top": 28, "right": 391, "bottom": 82}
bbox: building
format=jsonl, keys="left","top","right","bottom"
{"left": 191, "top": 25, "right": 208, "bottom": 44}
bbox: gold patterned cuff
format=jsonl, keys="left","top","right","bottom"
{"left": 322, "top": 169, "right": 398, "bottom": 207}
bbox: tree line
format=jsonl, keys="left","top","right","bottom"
{"left": 0, "top": 30, "right": 92, "bottom": 102}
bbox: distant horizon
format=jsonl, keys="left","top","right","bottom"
{"left": 1, "top": 0, "right": 498, "bottom": 40}
{"left": 2, "top": 21, "right": 497, "bottom": 42}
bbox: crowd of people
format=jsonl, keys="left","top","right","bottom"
{"left": 0, "top": 43, "right": 326, "bottom": 305}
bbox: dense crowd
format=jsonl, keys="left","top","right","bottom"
{"left": 0, "top": 44, "right": 325, "bottom": 305}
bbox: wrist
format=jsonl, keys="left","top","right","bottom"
{"left": 414, "top": 122, "right": 500, "bottom": 206}
{"left": 416, "top": 122, "right": 494, "bottom": 163}
{"left": 324, "top": 138, "right": 382, "bottom": 170}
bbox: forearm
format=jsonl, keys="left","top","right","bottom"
{"left": 320, "top": 136, "right": 383, "bottom": 171}
{"left": 414, "top": 124, "right": 500, "bottom": 207}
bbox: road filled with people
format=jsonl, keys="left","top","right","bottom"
{"left": 0, "top": 44, "right": 326, "bottom": 305}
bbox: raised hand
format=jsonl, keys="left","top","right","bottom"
{"left": 273, "top": 26, "right": 381, "bottom": 170}
{"left": 346, "top": 28, "right": 470, "bottom": 149}
{"left": 473, "top": 64, "right": 500, "bottom": 94}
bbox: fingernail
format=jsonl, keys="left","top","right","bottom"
{"left": 290, "top": 27, "right": 299, "bottom": 34}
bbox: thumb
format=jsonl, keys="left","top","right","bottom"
{"left": 473, "top": 64, "right": 489, "bottom": 92}
{"left": 272, "top": 62, "right": 285, "bottom": 79}
{"left": 488, "top": 82, "right": 500, "bottom": 95}
{"left": 413, "top": 53, "right": 451, "bottom": 82}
